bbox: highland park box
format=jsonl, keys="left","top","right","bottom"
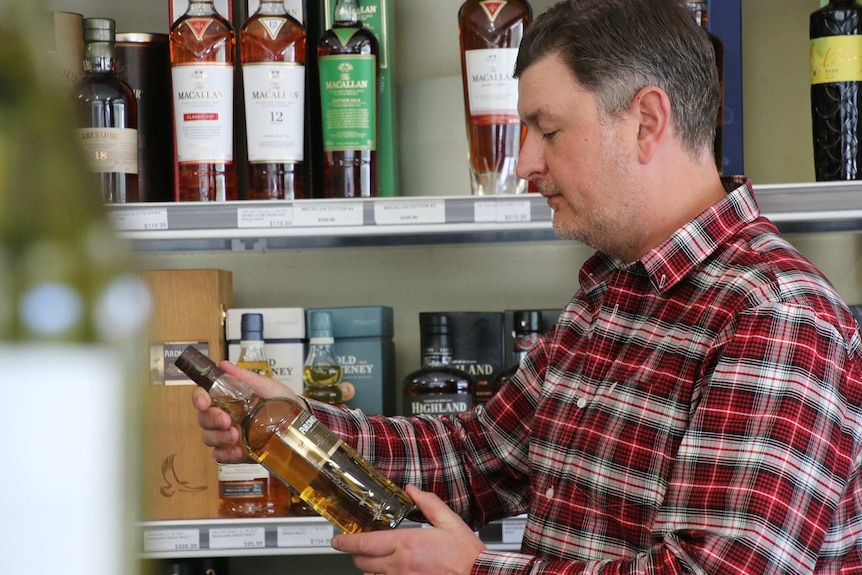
{"left": 140, "top": 268, "right": 233, "bottom": 521}
{"left": 306, "top": 306, "right": 396, "bottom": 415}
{"left": 226, "top": 307, "right": 306, "bottom": 395}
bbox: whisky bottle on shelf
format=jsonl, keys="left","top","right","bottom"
{"left": 303, "top": 311, "right": 344, "bottom": 405}
{"left": 687, "top": 1, "right": 724, "bottom": 172}
{"left": 810, "top": 0, "right": 862, "bottom": 181}
{"left": 241, "top": 0, "right": 307, "bottom": 200}
{"left": 170, "top": 0, "right": 239, "bottom": 201}
{"left": 73, "top": 18, "right": 139, "bottom": 203}
{"left": 175, "top": 345, "right": 416, "bottom": 533}
{"left": 458, "top": 0, "right": 531, "bottom": 195}
{"left": 318, "top": 0, "right": 379, "bottom": 198}
{"left": 481, "top": 310, "right": 541, "bottom": 403}
{"left": 403, "top": 314, "right": 474, "bottom": 416}
{"left": 220, "top": 313, "right": 292, "bottom": 517}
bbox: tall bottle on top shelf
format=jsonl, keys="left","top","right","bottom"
{"left": 73, "top": 18, "right": 139, "bottom": 203}
{"left": 458, "top": 0, "right": 531, "bottom": 195}
{"left": 241, "top": 1, "right": 307, "bottom": 200}
{"left": 810, "top": 0, "right": 862, "bottom": 181}
{"left": 687, "top": 1, "right": 724, "bottom": 173}
{"left": 318, "top": 0, "right": 379, "bottom": 198}
{"left": 170, "top": 0, "right": 238, "bottom": 201}
{"left": 174, "top": 346, "right": 416, "bottom": 533}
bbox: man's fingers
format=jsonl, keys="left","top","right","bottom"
{"left": 220, "top": 360, "right": 292, "bottom": 398}
{"left": 406, "top": 484, "right": 461, "bottom": 529}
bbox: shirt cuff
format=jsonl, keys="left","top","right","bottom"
{"left": 472, "top": 550, "right": 538, "bottom": 575}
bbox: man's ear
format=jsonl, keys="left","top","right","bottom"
{"left": 633, "top": 86, "right": 671, "bottom": 163}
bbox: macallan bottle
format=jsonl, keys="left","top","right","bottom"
{"left": 241, "top": 1, "right": 307, "bottom": 200}
{"left": 175, "top": 345, "right": 416, "bottom": 533}
{"left": 403, "top": 314, "right": 474, "bottom": 416}
{"left": 482, "top": 310, "right": 541, "bottom": 403}
{"left": 687, "top": 1, "right": 724, "bottom": 173}
{"left": 318, "top": 0, "right": 379, "bottom": 198}
{"left": 810, "top": 0, "right": 862, "bottom": 181}
{"left": 458, "top": 0, "right": 531, "bottom": 195}
{"left": 219, "top": 313, "right": 292, "bottom": 517}
{"left": 170, "top": 0, "right": 239, "bottom": 201}
{"left": 73, "top": 18, "right": 139, "bottom": 203}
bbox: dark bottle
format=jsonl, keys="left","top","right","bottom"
{"left": 241, "top": 0, "right": 307, "bottom": 199}
{"left": 73, "top": 18, "right": 139, "bottom": 203}
{"left": 482, "top": 310, "right": 542, "bottom": 403}
{"left": 403, "top": 314, "right": 474, "bottom": 416}
{"left": 687, "top": 1, "right": 724, "bottom": 172}
{"left": 317, "top": 0, "right": 379, "bottom": 198}
{"left": 810, "top": 0, "right": 862, "bottom": 181}
{"left": 175, "top": 346, "right": 415, "bottom": 533}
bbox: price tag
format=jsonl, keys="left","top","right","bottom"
{"left": 374, "top": 199, "right": 446, "bottom": 225}
{"left": 209, "top": 526, "right": 266, "bottom": 550}
{"left": 276, "top": 524, "right": 334, "bottom": 548}
{"left": 293, "top": 202, "right": 364, "bottom": 227}
{"left": 474, "top": 200, "right": 531, "bottom": 223}
{"left": 237, "top": 206, "right": 294, "bottom": 228}
{"left": 143, "top": 528, "right": 201, "bottom": 553}
{"left": 501, "top": 518, "right": 526, "bottom": 544}
{"left": 109, "top": 208, "right": 169, "bottom": 231}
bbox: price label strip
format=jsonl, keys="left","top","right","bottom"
{"left": 293, "top": 202, "right": 364, "bottom": 227}
{"left": 209, "top": 526, "right": 266, "bottom": 550}
{"left": 109, "top": 207, "right": 169, "bottom": 231}
{"left": 237, "top": 206, "right": 294, "bottom": 229}
{"left": 143, "top": 528, "right": 201, "bottom": 553}
{"left": 501, "top": 518, "right": 527, "bottom": 544}
{"left": 276, "top": 524, "right": 334, "bottom": 548}
{"left": 474, "top": 200, "right": 531, "bottom": 224}
{"left": 374, "top": 199, "right": 446, "bottom": 225}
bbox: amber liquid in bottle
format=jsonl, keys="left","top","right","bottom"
{"left": 170, "top": 0, "right": 239, "bottom": 201}
{"left": 458, "top": 0, "right": 531, "bottom": 195}
{"left": 241, "top": 2, "right": 307, "bottom": 199}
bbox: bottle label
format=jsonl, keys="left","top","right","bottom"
{"left": 256, "top": 17, "right": 287, "bottom": 40}
{"left": 465, "top": 48, "right": 520, "bottom": 125}
{"left": 810, "top": 36, "right": 862, "bottom": 84}
{"left": 218, "top": 463, "right": 268, "bottom": 498}
{"left": 243, "top": 62, "right": 306, "bottom": 163}
{"left": 479, "top": 0, "right": 508, "bottom": 23}
{"left": 171, "top": 63, "right": 234, "bottom": 163}
{"left": 283, "top": 411, "right": 342, "bottom": 470}
{"left": 405, "top": 394, "right": 473, "bottom": 416}
{"left": 75, "top": 127, "right": 139, "bottom": 174}
{"left": 319, "top": 54, "right": 377, "bottom": 152}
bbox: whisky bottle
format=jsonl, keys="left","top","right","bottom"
{"left": 403, "top": 314, "right": 474, "bottom": 416}
{"left": 318, "top": 0, "right": 379, "bottom": 198}
{"left": 175, "top": 345, "right": 416, "bottom": 533}
{"left": 170, "top": 0, "right": 239, "bottom": 201}
{"left": 810, "top": 0, "right": 862, "bottom": 181}
{"left": 303, "top": 311, "right": 344, "bottom": 405}
{"left": 241, "top": 0, "right": 307, "bottom": 200}
{"left": 73, "top": 18, "right": 139, "bottom": 203}
{"left": 482, "top": 310, "right": 541, "bottom": 403}
{"left": 458, "top": 0, "right": 531, "bottom": 195}
{"left": 220, "top": 313, "right": 292, "bottom": 517}
{"left": 687, "top": 1, "right": 724, "bottom": 172}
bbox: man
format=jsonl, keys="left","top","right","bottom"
{"left": 194, "top": 0, "right": 862, "bottom": 573}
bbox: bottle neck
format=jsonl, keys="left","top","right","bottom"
{"left": 687, "top": 2, "right": 708, "bottom": 30}
{"left": 238, "top": 339, "right": 267, "bottom": 362}
{"left": 258, "top": 0, "right": 287, "bottom": 16}
{"left": 333, "top": 0, "right": 361, "bottom": 26}
{"left": 187, "top": 0, "right": 219, "bottom": 17}
{"left": 421, "top": 350, "right": 453, "bottom": 367}
{"left": 83, "top": 42, "right": 116, "bottom": 74}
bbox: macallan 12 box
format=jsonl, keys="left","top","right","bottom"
{"left": 226, "top": 307, "right": 306, "bottom": 396}
{"left": 306, "top": 306, "right": 396, "bottom": 415}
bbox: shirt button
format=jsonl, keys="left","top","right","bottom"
{"left": 577, "top": 397, "right": 587, "bottom": 409}
{"left": 546, "top": 487, "right": 554, "bottom": 499}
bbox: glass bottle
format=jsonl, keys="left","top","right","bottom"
{"left": 241, "top": 0, "right": 307, "bottom": 200}
{"left": 403, "top": 314, "right": 474, "bottom": 416}
{"left": 219, "top": 313, "right": 292, "bottom": 517}
{"left": 73, "top": 18, "right": 139, "bottom": 203}
{"left": 174, "top": 346, "right": 416, "bottom": 533}
{"left": 687, "top": 1, "right": 724, "bottom": 172}
{"left": 303, "top": 311, "right": 344, "bottom": 405}
{"left": 170, "top": 0, "right": 239, "bottom": 201}
{"left": 482, "top": 310, "right": 541, "bottom": 403}
{"left": 810, "top": 0, "right": 862, "bottom": 181}
{"left": 458, "top": 0, "right": 531, "bottom": 195}
{"left": 317, "top": 0, "right": 379, "bottom": 198}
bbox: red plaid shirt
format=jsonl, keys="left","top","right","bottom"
{"left": 311, "top": 177, "right": 862, "bottom": 575}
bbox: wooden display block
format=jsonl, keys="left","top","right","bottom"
{"left": 139, "top": 269, "right": 233, "bottom": 521}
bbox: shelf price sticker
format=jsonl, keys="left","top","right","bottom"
{"left": 474, "top": 200, "right": 531, "bottom": 224}
{"left": 374, "top": 199, "right": 446, "bottom": 225}
{"left": 501, "top": 518, "right": 527, "bottom": 544}
{"left": 143, "top": 528, "right": 201, "bottom": 553}
{"left": 238, "top": 206, "right": 294, "bottom": 229}
{"left": 276, "top": 524, "right": 334, "bottom": 548}
{"left": 209, "top": 526, "right": 266, "bottom": 550}
{"left": 293, "top": 202, "right": 364, "bottom": 227}
{"left": 109, "top": 207, "right": 169, "bottom": 231}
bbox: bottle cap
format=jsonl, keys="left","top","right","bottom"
{"left": 82, "top": 18, "right": 115, "bottom": 44}
{"left": 309, "top": 311, "right": 334, "bottom": 339}
{"left": 513, "top": 310, "right": 541, "bottom": 333}
{"left": 241, "top": 313, "right": 264, "bottom": 340}
{"left": 174, "top": 345, "right": 223, "bottom": 391}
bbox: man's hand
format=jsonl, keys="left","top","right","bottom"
{"left": 331, "top": 485, "right": 486, "bottom": 575}
{"left": 191, "top": 360, "right": 297, "bottom": 463}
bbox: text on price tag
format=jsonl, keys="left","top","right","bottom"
{"left": 293, "top": 202, "right": 364, "bottom": 227}
{"left": 143, "top": 528, "right": 201, "bottom": 553}
{"left": 277, "top": 524, "right": 334, "bottom": 548}
{"left": 237, "top": 206, "right": 294, "bottom": 228}
{"left": 209, "top": 526, "right": 266, "bottom": 550}
{"left": 502, "top": 518, "right": 527, "bottom": 544}
{"left": 374, "top": 199, "right": 446, "bottom": 225}
{"left": 109, "top": 208, "right": 169, "bottom": 231}
{"left": 474, "top": 200, "right": 531, "bottom": 224}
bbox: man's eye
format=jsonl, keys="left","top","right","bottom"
{"left": 542, "top": 131, "right": 558, "bottom": 140}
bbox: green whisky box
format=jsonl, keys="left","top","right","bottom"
{"left": 305, "top": 305, "right": 396, "bottom": 415}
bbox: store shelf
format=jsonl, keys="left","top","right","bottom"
{"left": 138, "top": 515, "right": 526, "bottom": 559}
{"left": 106, "top": 181, "right": 862, "bottom": 252}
